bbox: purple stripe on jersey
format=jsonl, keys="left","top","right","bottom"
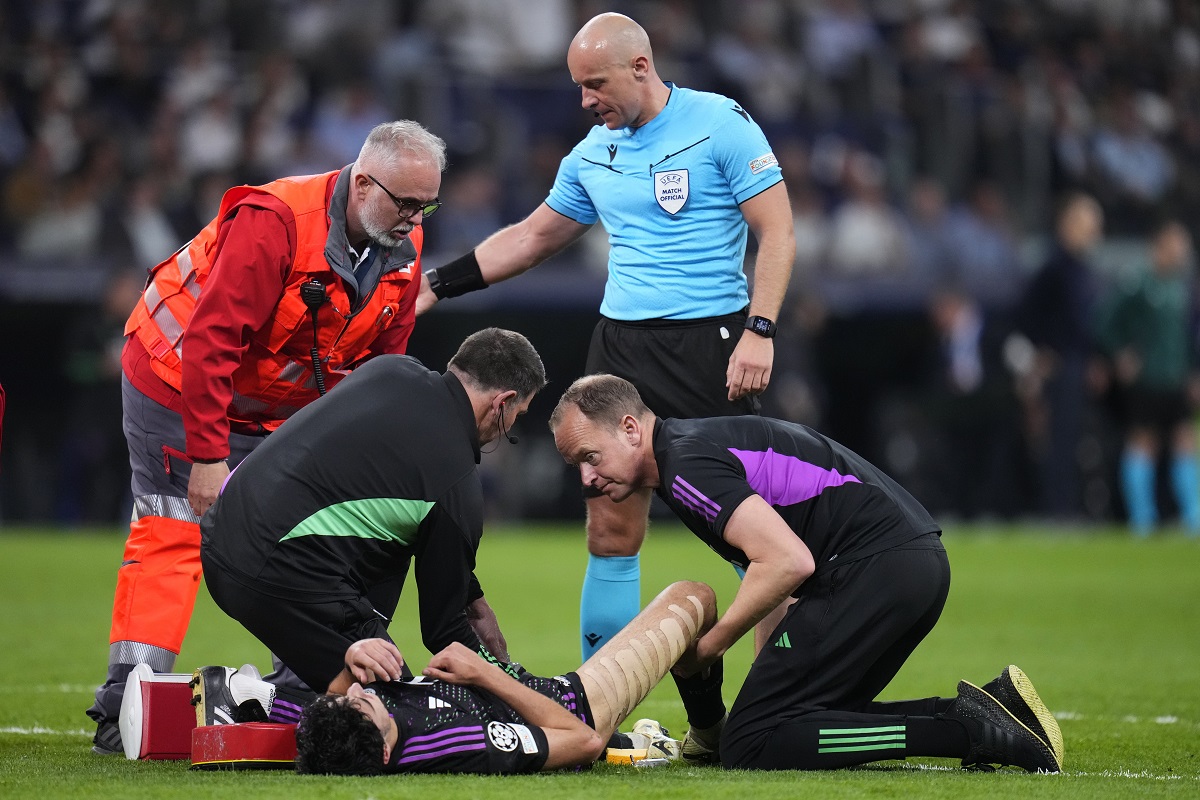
{"left": 672, "top": 477, "right": 719, "bottom": 523}
{"left": 397, "top": 742, "right": 487, "bottom": 764}
{"left": 268, "top": 697, "right": 303, "bottom": 723}
{"left": 273, "top": 698, "right": 303, "bottom": 714}
{"left": 728, "top": 447, "right": 861, "bottom": 507}
{"left": 405, "top": 725, "right": 481, "bottom": 745}
{"left": 269, "top": 707, "right": 301, "bottom": 723}
{"left": 402, "top": 732, "right": 486, "bottom": 755}
{"left": 398, "top": 734, "right": 482, "bottom": 753}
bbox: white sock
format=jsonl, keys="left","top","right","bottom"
{"left": 229, "top": 673, "right": 276, "bottom": 715}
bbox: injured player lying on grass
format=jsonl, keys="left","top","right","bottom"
{"left": 192, "top": 580, "right": 719, "bottom": 774}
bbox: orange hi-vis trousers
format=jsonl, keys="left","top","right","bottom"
{"left": 110, "top": 514, "right": 203, "bottom": 652}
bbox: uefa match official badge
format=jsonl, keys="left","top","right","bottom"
{"left": 654, "top": 169, "right": 689, "bottom": 214}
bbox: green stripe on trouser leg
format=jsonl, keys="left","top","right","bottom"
{"left": 818, "top": 725, "right": 906, "bottom": 754}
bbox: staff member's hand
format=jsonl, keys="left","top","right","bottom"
{"left": 415, "top": 273, "right": 439, "bottom": 316}
{"left": 466, "top": 596, "right": 509, "bottom": 661}
{"left": 726, "top": 334, "right": 774, "bottom": 401}
{"left": 188, "top": 461, "right": 229, "bottom": 516}
{"left": 346, "top": 637, "right": 406, "bottom": 684}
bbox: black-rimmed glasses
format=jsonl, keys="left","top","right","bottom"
{"left": 367, "top": 174, "right": 442, "bottom": 218}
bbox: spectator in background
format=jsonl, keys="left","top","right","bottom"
{"left": 710, "top": 0, "right": 807, "bottom": 130}
{"left": 943, "top": 182, "right": 1024, "bottom": 313}
{"left": 823, "top": 151, "right": 916, "bottom": 309}
{"left": 902, "top": 177, "right": 953, "bottom": 290}
{"left": 427, "top": 165, "right": 503, "bottom": 257}
{"left": 56, "top": 269, "right": 141, "bottom": 524}
{"left": 1091, "top": 88, "right": 1175, "bottom": 234}
{"left": 1016, "top": 192, "right": 1105, "bottom": 520}
{"left": 924, "top": 285, "right": 1023, "bottom": 519}
{"left": 1095, "top": 220, "right": 1200, "bottom": 536}
{"left": 311, "top": 81, "right": 392, "bottom": 167}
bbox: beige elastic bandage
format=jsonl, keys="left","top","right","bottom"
{"left": 578, "top": 593, "right": 706, "bottom": 725}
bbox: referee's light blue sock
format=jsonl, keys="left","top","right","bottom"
{"left": 1170, "top": 453, "right": 1200, "bottom": 535}
{"left": 1120, "top": 450, "right": 1156, "bottom": 537}
{"left": 581, "top": 554, "right": 640, "bottom": 660}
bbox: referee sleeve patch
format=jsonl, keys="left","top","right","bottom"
{"left": 749, "top": 153, "right": 778, "bottom": 174}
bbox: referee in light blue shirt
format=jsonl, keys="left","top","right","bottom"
{"left": 417, "top": 12, "right": 795, "bottom": 755}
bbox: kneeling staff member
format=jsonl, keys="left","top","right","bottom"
{"left": 549, "top": 374, "right": 1064, "bottom": 773}
{"left": 199, "top": 328, "right": 545, "bottom": 706}
{"left": 193, "top": 581, "right": 717, "bottom": 774}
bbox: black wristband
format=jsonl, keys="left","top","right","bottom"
{"left": 427, "top": 250, "right": 487, "bottom": 300}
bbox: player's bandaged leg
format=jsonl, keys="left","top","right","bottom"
{"left": 88, "top": 512, "right": 202, "bottom": 724}
{"left": 577, "top": 581, "right": 716, "bottom": 739}
{"left": 581, "top": 490, "right": 650, "bottom": 659}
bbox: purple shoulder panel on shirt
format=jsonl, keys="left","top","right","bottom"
{"left": 728, "top": 447, "right": 860, "bottom": 507}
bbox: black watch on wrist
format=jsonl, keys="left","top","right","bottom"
{"left": 745, "top": 315, "right": 777, "bottom": 339}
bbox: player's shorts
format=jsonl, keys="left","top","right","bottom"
{"left": 585, "top": 310, "right": 761, "bottom": 420}
{"left": 524, "top": 670, "right": 594, "bottom": 728}
{"left": 200, "top": 553, "right": 394, "bottom": 692}
{"left": 721, "top": 533, "right": 950, "bottom": 767}
{"left": 1121, "top": 385, "right": 1192, "bottom": 430}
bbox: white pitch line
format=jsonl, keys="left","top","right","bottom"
{"left": 1070, "top": 769, "right": 1198, "bottom": 782}
{"left": 0, "top": 684, "right": 91, "bottom": 694}
{"left": 902, "top": 763, "right": 1198, "bottom": 781}
{"left": 0, "top": 726, "right": 90, "bottom": 736}
{"left": 1053, "top": 710, "right": 1197, "bottom": 728}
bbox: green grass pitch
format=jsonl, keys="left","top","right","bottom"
{"left": 1, "top": 523, "right": 1198, "bottom": 798}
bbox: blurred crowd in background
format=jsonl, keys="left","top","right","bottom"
{"left": 2, "top": 0, "right": 1200, "bottom": 530}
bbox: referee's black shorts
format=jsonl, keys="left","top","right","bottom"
{"left": 1119, "top": 384, "right": 1192, "bottom": 431}
{"left": 585, "top": 310, "right": 761, "bottom": 420}
{"left": 720, "top": 533, "right": 950, "bottom": 767}
{"left": 201, "top": 552, "right": 393, "bottom": 692}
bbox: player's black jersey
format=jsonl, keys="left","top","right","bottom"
{"left": 201, "top": 355, "right": 488, "bottom": 653}
{"left": 370, "top": 669, "right": 590, "bottom": 774}
{"left": 653, "top": 417, "right": 939, "bottom": 579}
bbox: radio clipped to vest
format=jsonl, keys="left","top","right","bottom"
{"left": 300, "top": 280, "right": 328, "bottom": 396}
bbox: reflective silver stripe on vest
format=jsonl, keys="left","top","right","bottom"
{"left": 143, "top": 280, "right": 163, "bottom": 314}
{"left": 109, "top": 640, "right": 177, "bottom": 671}
{"left": 133, "top": 494, "right": 199, "bottom": 523}
{"left": 177, "top": 249, "right": 202, "bottom": 299}
{"left": 149, "top": 303, "right": 186, "bottom": 351}
{"left": 141, "top": 247, "right": 197, "bottom": 353}
{"left": 229, "top": 390, "right": 272, "bottom": 418}
{"left": 274, "top": 362, "right": 307, "bottom": 388}
{"left": 174, "top": 246, "right": 194, "bottom": 282}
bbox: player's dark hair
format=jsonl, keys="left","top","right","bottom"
{"left": 549, "top": 373, "right": 651, "bottom": 431}
{"left": 295, "top": 695, "right": 386, "bottom": 776}
{"left": 448, "top": 327, "right": 547, "bottom": 399}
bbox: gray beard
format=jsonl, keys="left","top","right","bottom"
{"left": 362, "top": 217, "right": 408, "bottom": 249}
